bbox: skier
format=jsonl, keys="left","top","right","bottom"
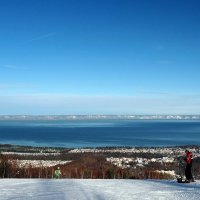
{"left": 184, "top": 150, "right": 194, "bottom": 183}
{"left": 54, "top": 166, "right": 62, "bottom": 179}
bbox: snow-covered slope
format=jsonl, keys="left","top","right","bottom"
{"left": 0, "top": 179, "right": 199, "bottom": 200}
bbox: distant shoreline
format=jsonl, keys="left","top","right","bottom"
{"left": 0, "top": 115, "right": 200, "bottom": 120}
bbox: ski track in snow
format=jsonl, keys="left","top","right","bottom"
{"left": 0, "top": 179, "right": 199, "bottom": 200}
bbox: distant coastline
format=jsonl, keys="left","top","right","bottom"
{"left": 0, "top": 115, "right": 200, "bottom": 120}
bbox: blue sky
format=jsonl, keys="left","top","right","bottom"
{"left": 0, "top": 0, "right": 200, "bottom": 115}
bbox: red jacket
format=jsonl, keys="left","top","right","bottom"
{"left": 186, "top": 151, "right": 193, "bottom": 165}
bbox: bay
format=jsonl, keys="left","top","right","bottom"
{"left": 0, "top": 120, "right": 200, "bottom": 147}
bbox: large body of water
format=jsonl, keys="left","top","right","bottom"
{"left": 0, "top": 120, "right": 200, "bottom": 148}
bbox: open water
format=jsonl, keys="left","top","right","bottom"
{"left": 0, "top": 120, "right": 200, "bottom": 147}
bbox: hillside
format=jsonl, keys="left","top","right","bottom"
{"left": 0, "top": 179, "right": 199, "bottom": 200}
{"left": 1, "top": 145, "right": 200, "bottom": 180}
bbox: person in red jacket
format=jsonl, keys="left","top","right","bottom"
{"left": 184, "top": 150, "right": 194, "bottom": 182}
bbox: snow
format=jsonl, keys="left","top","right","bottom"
{"left": 2, "top": 152, "right": 60, "bottom": 156}
{"left": 13, "top": 160, "right": 72, "bottom": 168}
{"left": 0, "top": 179, "right": 199, "bottom": 200}
{"left": 155, "top": 170, "right": 176, "bottom": 176}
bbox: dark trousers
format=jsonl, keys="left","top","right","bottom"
{"left": 185, "top": 164, "right": 193, "bottom": 180}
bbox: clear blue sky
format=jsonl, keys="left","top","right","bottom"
{"left": 0, "top": 0, "right": 200, "bottom": 115}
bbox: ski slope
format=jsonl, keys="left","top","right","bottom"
{"left": 0, "top": 179, "right": 199, "bottom": 200}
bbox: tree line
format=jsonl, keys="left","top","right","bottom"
{"left": 0, "top": 153, "right": 176, "bottom": 179}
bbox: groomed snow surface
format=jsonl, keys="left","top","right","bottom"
{"left": 0, "top": 179, "right": 200, "bottom": 200}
